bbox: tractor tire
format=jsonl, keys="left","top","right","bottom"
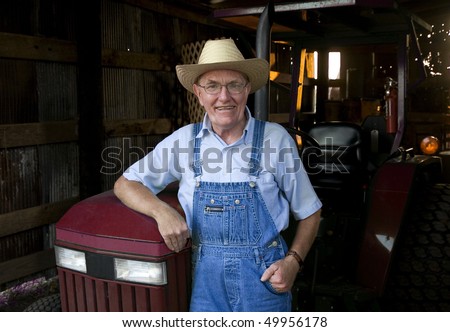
{"left": 381, "top": 183, "right": 450, "bottom": 311}
{"left": 23, "top": 294, "right": 61, "bottom": 312}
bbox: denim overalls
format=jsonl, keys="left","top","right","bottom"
{"left": 189, "top": 120, "right": 291, "bottom": 312}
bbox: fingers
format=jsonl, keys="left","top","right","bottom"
{"left": 272, "top": 283, "right": 287, "bottom": 293}
{"left": 260, "top": 264, "right": 278, "bottom": 282}
{"left": 155, "top": 205, "right": 189, "bottom": 252}
{"left": 163, "top": 231, "right": 190, "bottom": 252}
{"left": 261, "top": 261, "right": 294, "bottom": 293}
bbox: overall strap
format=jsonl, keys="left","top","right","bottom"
{"left": 192, "top": 122, "right": 203, "bottom": 177}
{"left": 191, "top": 120, "right": 266, "bottom": 178}
{"left": 249, "top": 119, "right": 266, "bottom": 177}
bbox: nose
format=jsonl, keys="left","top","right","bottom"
{"left": 217, "top": 85, "right": 231, "bottom": 99}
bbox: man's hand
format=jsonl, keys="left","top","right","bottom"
{"left": 260, "top": 256, "right": 299, "bottom": 293}
{"left": 154, "top": 202, "right": 190, "bottom": 252}
{"left": 262, "top": 209, "right": 321, "bottom": 292}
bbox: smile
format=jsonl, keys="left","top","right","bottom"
{"left": 215, "top": 106, "right": 236, "bottom": 111}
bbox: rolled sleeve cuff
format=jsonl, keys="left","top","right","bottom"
{"left": 294, "top": 198, "right": 322, "bottom": 221}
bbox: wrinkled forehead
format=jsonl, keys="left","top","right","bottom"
{"left": 196, "top": 69, "right": 249, "bottom": 84}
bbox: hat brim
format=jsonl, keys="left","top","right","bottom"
{"left": 176, "top": 58, "right": 269, "bottom": 94}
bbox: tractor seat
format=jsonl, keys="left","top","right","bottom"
{"left": 304, "top": 121, "right": 364, "bottom": 189}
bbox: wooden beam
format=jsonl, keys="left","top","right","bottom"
{"left": 270, "top": 70, "right": 292, "bottom": 84}
{"left": 104, "top": 118, "right": 174, "bottom": 137}
{"left": 0, "top": 32, "right": 77, "bottom": 63}
{"left": 0, "top": 249, "right": 56, "bottom": 285}
{"left": 102, "top": 49, "right": 169, "bottom": 71}
{"left": 124, "top": 0, "right": 213, "bottom": 26}
{"left": 0, "top": 120, "right": 78, "bottom": 148}
{"left": 0, "top": 198, "right": 79, "bottom": 238}
{"left": 213, "top": 0, "right": 359, "bottom": 18}
{"left": 296, "top": 49, "right": 307, "bottom": 112}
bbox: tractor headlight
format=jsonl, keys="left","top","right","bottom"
{"left": 420, "top": 136, "right": 440, "bottom": 155}
{"left": 114, "top": 258, "right": 167, "bottom": 285}
{"left": 55, "top": 246, "right": 87, "bottom": 273}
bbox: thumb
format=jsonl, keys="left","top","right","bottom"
{"left": 260, "top": 264, "right": 277, "bottom": 282}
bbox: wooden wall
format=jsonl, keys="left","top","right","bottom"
{"left": 0, "top": 0, "right": 229, "bottom": 290}
{"left": 0, "top": 0, "right": 79, "bottom": 288}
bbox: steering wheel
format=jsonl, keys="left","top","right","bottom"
{"left": 284, "top": 126, "right": 321, "bottom": 157}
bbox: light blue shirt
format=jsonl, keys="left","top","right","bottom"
{"left": 123, "top": 109, "right": 322, "bottom": 232}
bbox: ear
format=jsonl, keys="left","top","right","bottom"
{"left": 245, "top": 82, "right": 252, "bottom": 94}
{"left": 192, "top": 84, "right": 205, "bottom": 106}
{"left": 193, "top": 84, "right": 200, "bottom": 96}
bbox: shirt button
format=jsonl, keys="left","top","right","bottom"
{"left": 249, "top": 181, "right": 256, "bottom": 188}
{"left": 210, "top": 199, "right": 215, "bottom": 204}
{"left": 234, "top": 199, "right": 240, "bottom": 204}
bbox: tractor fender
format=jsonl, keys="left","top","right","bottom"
{"left": 356, "top": 155, "right": 442, "bottom": 295}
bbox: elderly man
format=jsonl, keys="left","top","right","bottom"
{"left": 114, "top": 38, "right": 322, "bottom": 312}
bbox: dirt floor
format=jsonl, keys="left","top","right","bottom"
{"left": 0, "top": 276, "right": 59, "bottom": 312}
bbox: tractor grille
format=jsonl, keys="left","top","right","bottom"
{"left": 57, "top": 251, "right": 191, "bottom": 312}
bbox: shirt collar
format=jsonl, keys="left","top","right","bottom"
{"left": 197, "top": 107, "right": 255, "bottom": 145}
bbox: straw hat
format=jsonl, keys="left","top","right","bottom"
{"left": 176, "top": 39, "right": 269, "bottom": 94}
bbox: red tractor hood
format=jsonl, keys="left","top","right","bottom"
{"left": 56, "top": 186, "right": 185, "bottom": 258}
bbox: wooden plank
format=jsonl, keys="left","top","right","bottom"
{"left": 102, "top": 49, "right": 167, "bottom": 71}
{"left": 296, "top": 49, "right": 307, "bottom": 112}
{"left": 0, "top": 120, "right": 78, "bottom": 148}
{"left": 0, "top": 197, "right": 79, "bottom": 238}
{"left": 270, "top": 70, "right": 292, "bottom": 84}
{"left": 0, "top": 249, "right": 56, "bottom": 284}
{"left": 124, "top": 0, "right": 214, "bottom": 26}
{"left": 0, "top": 32, "right": 77, "bottom": 63}
{"left": 213, "top": 0, "right": 362, "bottom": 17}
{"left": 104, "top": 118, "right": 173, "bottom": 137}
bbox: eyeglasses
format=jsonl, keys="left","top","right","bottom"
{"left": 196, "top": 82, "right": 248, "bottom": 95}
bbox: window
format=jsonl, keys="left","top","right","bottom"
{"left": 328, "top": 52, "right": 341, "bottom": 100}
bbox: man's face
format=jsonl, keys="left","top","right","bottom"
{"left": 193, "top": 70, "right": 251, "bottom": 133}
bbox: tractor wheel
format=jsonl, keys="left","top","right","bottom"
{"left": 381, "top": 183, "right": 450, "bottom": 311}
{"left": 23, "top": 294, "right": 61, "bottom": 312}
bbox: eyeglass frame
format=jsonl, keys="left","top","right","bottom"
{"left": 195, "top": 81, "right": 249, "bottom": 95}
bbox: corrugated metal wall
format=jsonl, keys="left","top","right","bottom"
{"left": 0, "top": 0, "right": 78, "bottom": 289}
{"left": 0, "top": 59, "right": 38, "bottom": 124}
{"left": 0, "top": 0, "right": 228, "bottom": 290}
{"left": 100, "top": 0, "right": 197, "bottom": 190}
